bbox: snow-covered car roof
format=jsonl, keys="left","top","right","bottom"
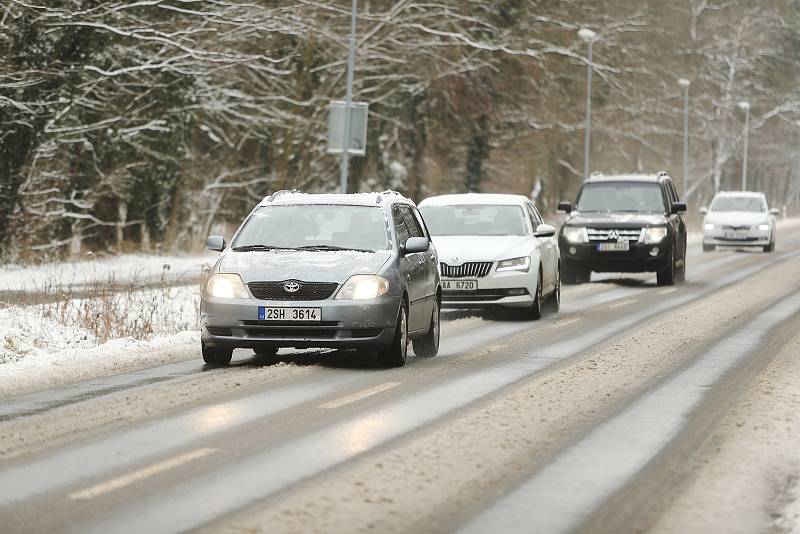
{"left": 584, "top": 173, "right": 661, "bottom": 183}
{"left": 714, "top": 191, "right": 766, "bottom": 198}
{"left": 418, "top": 193, "right": 531, "bottom": 207}
{"left": 258, "top": 190, "right": 414, "bottom": 208}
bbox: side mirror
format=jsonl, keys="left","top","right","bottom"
{"left": 699, "top": 206, "right": 708, "bottom": 215}
{"left": 770, "top": 208, "right": 780, "bottom": 216}
{"left": 671, "top": 202, "right": 687, "bottom": 214}
{"left": 557, "top": 201, "right": 573, "bottom": 214}
{"left": 534, "top": 223, "right": 557, "bottom": 238}
{"left": 403, "top": 236, "right": 430, "bottom": 255}
{"left": 207, "top": 235, "right": 226, "bottom": 252}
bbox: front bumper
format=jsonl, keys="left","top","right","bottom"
{"left": 441, "top": 268, "right": 535, "bottom": 308}
{"left": 703, "top": 228, "right": 771, "bottom": 247}
{"left": 200, "top": 295, "right": 401, "bottom": 350}
{"left": 559, "top": 238, "right": 670, "bottom": 273}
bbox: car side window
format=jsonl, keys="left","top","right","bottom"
{"left": 393, "top": 206, "right": 410, "bottom": 246}
{"left": 401, "top": 206, "right": 424, "bottom": 238}
{"left": 526, "top": 203, "right": 541, "bottom": 231}
{"left": 410, "top": 207, "right": 429, "bottom": 239}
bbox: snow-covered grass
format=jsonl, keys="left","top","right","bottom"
{"left": 0, "top": 266, "right": 203, "bottom": 391}
{"left": 0, "top": 252, "right": 218, "bottom": 292}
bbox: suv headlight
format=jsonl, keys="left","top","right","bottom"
{"left": 496, "top": 256, "right": 530, "bottom": 273}
{"left": 205, "top": 273, "right": 249, "bottom": 299}
{"left": 563, "top": 226, "right": 588, "bottom": 244}
{"left": 642, "top": 227, "right": 668, "bottom": 244}
{"left": 335, "top": 275, "right": 389, "bottom": 300}
{"left": 758, "top": 224, "right": 769, "bottom": 231}
{"left": 704, "top": 223, "right": 715, "bottom": 230}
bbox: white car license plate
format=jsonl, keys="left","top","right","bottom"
{"left": 597, "top": 241, "right": 629, "bottom": 252}
{"left": 442, "top": 279, "right": 478, "bottom": 291}
{"left": 258, "top": 307, "right": 321, "bottom": 322}
{"left": 724, "top": 231, "right": 748, "bottom": 240}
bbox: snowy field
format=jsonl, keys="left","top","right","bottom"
{"left": 0, "top": 252, "right": 218, "bottom": 292}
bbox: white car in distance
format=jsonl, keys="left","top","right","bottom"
{"left": 701, "top": 191, "right": 778, "bottom": 253}
{"left": 418, "top": 194, "right": 560, "bottom": 319}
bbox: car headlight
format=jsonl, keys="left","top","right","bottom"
{"left": 496, "top": 256, "right": 531, "bottom": 273}
{"left": 758, "top": 224, "right": 769, "bottom": 231}
{"left": 563, "top": 226, "right": 588, "bottom": 244}
{"left": 704, "top": 223, "right": 715, "bottom": 230}
{"left": 205, "top": 273, "right": 249, "bottom": 299}
{"left": 335, "top": 275, "right": 389, "bottom": 300}
{"left": 643, "top": 227, "right": 668, "bottom": 244}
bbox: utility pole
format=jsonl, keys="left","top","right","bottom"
{"left": 578, "top": 28, "right": 597, "bottom": 181}
{"left": 340, "top": 0, "right": 358, "bottom": 194}
{"left": 677, "top": 78, "right": 691, "bottom": 197}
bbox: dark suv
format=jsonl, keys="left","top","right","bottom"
{"left": 557, "top": 172, "right": 687, "bottom": 286}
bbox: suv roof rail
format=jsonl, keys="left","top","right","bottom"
{"left": 265, "top": 189, "right": 302, "bottom": 203}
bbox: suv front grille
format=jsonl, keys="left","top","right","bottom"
{"left": 440, "top": 262, "right": 493, "bottom": 278}
{"left": 721, "top": 224, "right": 752, "bottom": 231}
{"left": 248, "top": 281, "right": 339, "bottom": 301}
{"left": 587, "top": 228, "right": 642, "bottom": 242}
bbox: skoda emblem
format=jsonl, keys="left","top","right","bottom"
{"left": 283, "top": 281, "right": 301, "bottom": 293}
{"left": 451, "top": 256, "right": 459, "bottom": 263}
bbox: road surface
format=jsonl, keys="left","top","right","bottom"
{"left": 1, "top": 229, "right": 800, "bottom": 533}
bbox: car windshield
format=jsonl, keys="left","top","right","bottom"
{"left": 420, "top": 204, "right": 528, "bottom": 236}
{"left": 710, "top": 196, "right": 765, "bottom": 213}
{"left": 233, "top": 205, "right": 389, "bottom": 252}
{"left": 576, "top": 182, "right": 666, "bottom": 213}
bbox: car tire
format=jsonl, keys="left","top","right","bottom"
{"left": 379, "top": 303, "right": 408, "bottom": 367}
{"left": 657, "top": 250, "right": 676, "bottom": 286}
{"left": 543, "top": 264, "right": 561, "bottom": 313}
{"left": 413, "top": 299, "right": 440, "bottom": 358}
{"left": 763, "top": 234, "right": 775, "bottom": 253}
{"left": 253, "top": 347, "right": 279, "bottom": 357}
{"left": 561, "top": 261, "right": 590, "bottom": 285}
{"left": 202, "top": 342, "right": 233, "bottom": 366}
{"left": 519, "top": 268, "right": 543, "bottom": 320}
{"left": 702, "top": 243, "right": 714, "bottom": 253}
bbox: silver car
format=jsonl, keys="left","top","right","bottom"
{"left": 201, "top": 191, "right": 441, "bottom": 367}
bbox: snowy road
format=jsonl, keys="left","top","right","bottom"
{"left": 1, "top": 230, "right": 800, "bottom": 533}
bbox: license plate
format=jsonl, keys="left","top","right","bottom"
{"left": 442, "top": 279, "right": 478, "bottom": 291}
{"left": 724, "top": 231, "right": 748, "bottom": 240}
{"left": 597, "top": 241, "right": 629, "bottom": 252}
{"left": 258, "top": 307, "right": 321, "bottom": 322}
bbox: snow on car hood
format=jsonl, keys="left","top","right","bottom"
{"left": 217, "top": 250, "right": 392, "bottom": 283}
{"left": 430, "top": 235, "right": 534, "bottom": 263}
{"left": 703, "top": 211, "right": 770, "bottom": 226}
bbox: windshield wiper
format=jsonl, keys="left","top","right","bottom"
{"left": 232, "top": 244, "right": 297, "bottom": 252}
{"left": 296, "top": 245, "right": 376, "bottom": 253}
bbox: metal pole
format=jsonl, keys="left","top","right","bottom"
{"left": 682, "top": 86, "right": 689, "bottom": 197}
{"left": 741, "top": 105, "right": 750, "bottom": 191}
{"left": 583, "top": 39, "right": 593, "bottom": 180}
{"left": 340, "top": 0, "right": 357, "bottom": 194}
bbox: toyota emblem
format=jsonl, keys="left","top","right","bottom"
{"left": 283, "top": 281, "right": 301, "bottom": 293}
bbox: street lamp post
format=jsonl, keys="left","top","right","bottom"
{"left": 677, "top": 78, "right": 690, "bottom": 197}
{"left": 578, "top": 28, "right": 597, "bottom": 181}
{"left": 739, "top": 101, "right": 750, "bottom": 191}
{"left": 340, "top": 0, "right": 358, "bottom": 194}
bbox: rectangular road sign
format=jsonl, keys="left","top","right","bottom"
{"left": 328, "top": 101, "right": 368, "bottom": 156}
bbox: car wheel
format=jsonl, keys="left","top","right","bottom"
{"left": 413, "top": 299, "right": 440, "bottom": 358}
{"left": 562, "top": 261, "right": 590, "bottom": 285}
{"left": 379, "top": 303, "right": 408, "bottom": 367}
{"left": 519, "top": 268, "right": 543, "bottom": 320}
{"left": 543, "top": 263, "right": 561, "bottom": 313}
{"left": 202, "top": 341, "right": 233, "bottom": 366}
{"left": 253, "top": 347, "right": 279, "bottom": 357}
{"left": 657, "top": 250, "right": 675, "bottom": 286}
{"left": 763, "top": 234, "right": 775, "bottom": 253}
{"left": 702, "top": 243, "right": 714, "bottom": 253}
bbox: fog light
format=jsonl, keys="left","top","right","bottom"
{"left": 649, "top": 247, "right": 659, "bottom": 257}
{"left": 506, "top": 288, "right": 526, "bottom": 296}
{"left": 569, "top": 246, "right": 577, "bottom": 255}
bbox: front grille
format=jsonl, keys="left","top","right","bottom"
{"left": 245, "top": 327, "right": 337, "bottom": 339}
{"left": 442, "top": 289, "right": 526, "bottom": 302}
{"left": 440, "top": 262, "right": 493, "bottom": 278}
{"left": 587, "top": 228, "right": 642, "bottom": 242}
{"left": 721, "top": 224, "right": 753, "bottom": 231}
{"left": 248, "top": 280, "right": 338, "bottom": 301}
